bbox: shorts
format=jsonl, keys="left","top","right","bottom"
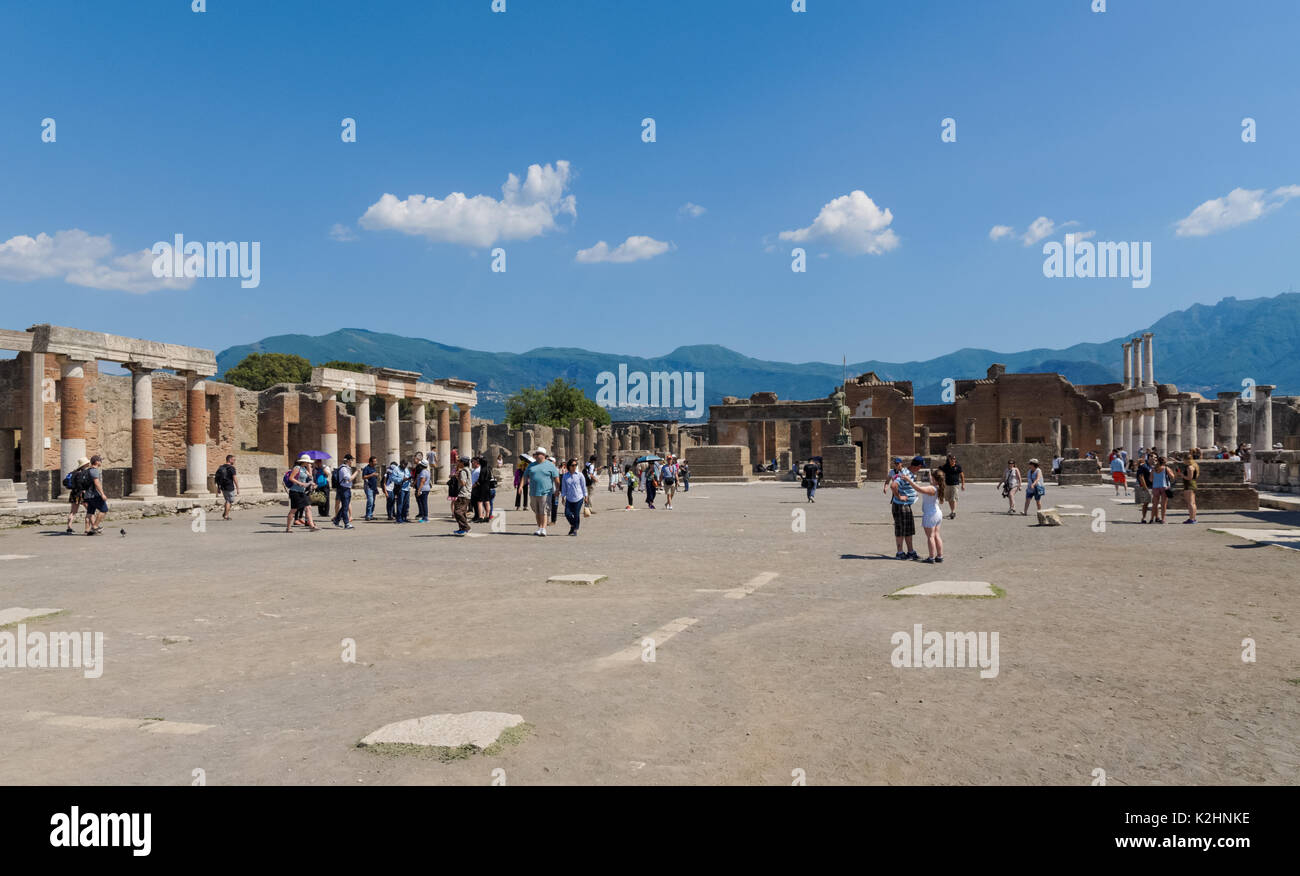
{"left": 945, "top": 490, "right": 958, "bottom": 505}
{"left": 1151, "top": 487, "right": 1167, "bottom": 501}
{"left": 289, "top": 490, "right": 310, "bottom": 510}
{"left": 84, "top": 494, "right": 108, "bottom": 515}
{"left": 530, "top": 494, "right": 551, "bottom": 515}
{"left": 221, "top": 488, "right": 235, "bottom": 504}
{"left": 68, "top": 491, "right": 85, "bottom": 506}
{"left": 892, "top": 502, "right": 915, "bottom": 538}
{"left": 1111, "top": 471, "right": 1127, "bottom": 485}
{"left": 1135, "top": 483, "right": 1150, "bottom": 504}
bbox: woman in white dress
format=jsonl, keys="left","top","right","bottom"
{"left": 914, "top": 469, "right": 946, "bottom": 564}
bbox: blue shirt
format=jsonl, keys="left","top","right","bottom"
{"left": 892, "top": 470, "right": 918, "bottom": 505}
{"left": 560, "top": 471, "right": 587, "bottom": 502}
{"left": 526, "top": 460, "right": 561, "bottom": 495}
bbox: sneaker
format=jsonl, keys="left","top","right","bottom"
{"left": 922, "top": 557, "right": 935, "bottom": 564}
{"left": 538, "top": 529, "right": 547, "bottom": 537}
{"left": 453, "top": 530, "right": 467, "bottom": 536}
{"left": 65, "top": 527, "right": 73, "bottom": 534}
{"left": 568, "top": 530, "right": 577, "bottom": 536}
{"left": 935, "top": 557, "right": 944, "bottom": 563}
{"left": 665, "top": 504, "right": 672, "bottom": 510}
{"left": 907, "top": 551, "right": 920, "bottom": 560}
{"left": 895, "top": 552, "right": 907, "bottom": 560}
{"left": 344, "top": 524, "right": 355, "bottom": 530}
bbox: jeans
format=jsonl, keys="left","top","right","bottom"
{"left": 549, "top": 492, "right": 558, "bottom": 523}
{"left": 385, "top": 490, "right": 395, "bottom": 520}
{"left": 646, "top": 484, "right": 657, "bottom": 506}
{"left": 398, "top": 489, "right": 411, "bottom": 522}
{"left": 564, "top": 499, "right": 584, "bottom": 532}
{"left": 683, "top": 478, "right": 689, "bottom": 492}
{"left": 364, "top": 487, "right": 377, "bottom": 519}
{"left": 806, "top": 483, "right": 816, "bottom": 500}
{"left": 332, "top": 488, "right": 352, "bottom": 525}
{"left": 416, "top": 491, "right": 429, "bottom": 520}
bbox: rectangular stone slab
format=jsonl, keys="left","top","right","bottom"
{"left": 547, "top": 574, "right": 608, "bottom": 585}
{"left": 0, "top": 607, "right": 62, "bottom": 627}
{"left": 892, "top": 581, "right": 997, "bottom": 597}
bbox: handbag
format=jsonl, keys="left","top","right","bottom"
{"left": 582, "top": 505, "right": 592, "bottom": 518}
{"left": 308, "top": 489, "right": 325, "bottom": 504}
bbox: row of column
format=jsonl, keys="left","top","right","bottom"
{"left": 316, "top": 392, "right": 473, "bottom": 484}
{"left": 1121, "top": 332, "right": 1156, "bottom": 389}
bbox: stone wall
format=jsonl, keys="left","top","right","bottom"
{"left": 683, "top": 445, "right": 754, "bottom": 482}
{"left": 943, "top": 443, "right": 1057, "bottom": 480}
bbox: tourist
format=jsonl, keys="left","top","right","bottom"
{"left": 215, "top": 454, "right": 239, "bottom": 521}
{"left": 561, "top": 458, "right": 588, "bottom": 535}
{"left": 64, "top": 455, "right": 91, "bottom": 534}
{"left": 802, "top": 458, "right": 819, "bottom": 502}
{"left": 395, "top": 459, "right": 412, "bottom": 523}
{"left": 644, "top": 462, "right": 660, "bottom": 509}
{"left": 451, "top": 457, "right": 473, "bottom": 535}
{"left": 913, "top": 468, "right": 945, "bottom": 563}
{"left": 882, "top": 457, "right": 903, "bottom": 496}
{"left": 681, "top": 459, "right": 691, "bottom": 492}
{"left": 470, "top": 457, "right": 490, "bottom": 522}
{"left": 607, "top": 459, "right": 619, "bottom": 492}
{"left": 332, "top": 454, "right": 355, "bottom": 529}
{"left": 514, "top": 458, "right": 528, "bottom": 509}
{"left": 937, "top": 453, "right": 965, "bottom": 519}
{"left": 1181, "top": 450, "right": 1200, "bottom": 524}
{"left": 889, "top": 456, "right": 922, "bottom": 560}
{"left": 1109, "top": 450, "right": 1128, "bottom": 497}
{"left": 1135, "top": 452, "right": 1154, "bottom": 522}
{"left": 660, "top": 454, "right": 679, "bottom": 510}
{"left": 1022, "top": 458, "right": 1045, "bottom": 515}
{"left": 1000, "top": 458, "right": 1022, "bottom": 514}
{"left": 624, "top": 464, "right": 636, "bottom": 509}
{"left": 584, "top": 455, "right": 598, "bottom": 514}
{"left": 82, "top": 455, "right": 108, "bottom": 535}
{"left": 383, "top": 462, "right": 400, "bottom": 520}
{"left": 285, "top": 454, "right": 318, "bottom": 532}
{"left": 525, "top": 447, "right": 560, "bottom": 536}
{"left": 312, "top": 459, "right": 331, "bottom": 519}
{"left": 1150, "top": 455, "right": 1170, "bottom": 524}
{"left": 414, "top": 459, "right": 432, "bottom": 523}
{"left": 548, "top": 456, "right": 560, "bottom": 524}
{"left": 362, "top": 457, "right": 379, "bottom": 521}
{"left": 1051, "top": 454, "right": 1062, "bottom": 480}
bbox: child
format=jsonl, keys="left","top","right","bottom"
{"left": 915, "top": 469, "right": 945, "bottom": 563}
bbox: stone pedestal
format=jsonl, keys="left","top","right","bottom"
{"left": 1058, "top": 458, "right": 1105, "bottom": 485}
{"left": 819, "top": 443, "right": 861, "bottom": 488}
{"left": 682, "top": 445, "right": 754, "bottom": 482}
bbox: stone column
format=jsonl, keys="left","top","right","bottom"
{"left": 128, "top": 365, "right": 157, "bottom": 498}
{"left": 1142, "top": 409, "right": 1155, "bottom": 452}
{"left": 1131, "top": 338, "right": 1143, "bottom": 390}
{"left": 1253, "top": 385, "right": 1275, "bottom": 453}
{"left": 630, "top": 426, "right": 640, "bottom": 452}
{"left": 355, "top": 394, "right": 372, "bottom": 464}
{"left": 512, "top": 429, "right": 524, "bottom": 462}
{"left": 1162, "top": 404, "right": 1178, "bottom": 453}
{"left": 1121, "top": 412, "right": 1133, "bottom": 454}
{"left": 384, "top": 396, "right": 400, "bottom": 463}
{"left": 1154, "top": 408, "right": 1167, "bottom": 454}
{"left": 1010, "top": 418, "right": 1023, "bottom": 444}
{"left": 585, "top": 419, "right": 596, "bottom": 460}
{"left": 457, "top": 403, "right": 472, "bottom": 459}
{"left": 412, "top": 401, "right": 429, "bottom": 457}
{"left": 1101, "top": 415, "right": 1114, "bottom": 453}
{"left": 1197, "top": 405, "right": 1215, "bottom": 450}
{"left": 1182, "top": 400, "right": 1198, "bottom": 450}
{"left": 919, "top": 426, "right": 931, "bottom": 457}
{"left": 1142, "top": 332, "right": 1155, "bottom": 386}
{"left": 436, "top": 403, "right": 452, "bottom": 483}
{"left": 320, "top": 389, "right": 339, "bottom": 462}
{"left": 183, "top": 371, "right": 210, "bottom": 497}
{"left": 597, "top": 428, "right": 609, "bottom": 464}
{"left": 58, "top": 358, "right": 88, "bottom": 480}
{"left": 964, "top": 418, "right": 976, "bottom": 444}
{"left": 1000, "top": 417, "right": 1011, "bottom": 443}
{"left": 571, "top": 419, "right": 585, "bottom": 462}
{"left": 1121, "top": 342, "right": 1132, "bottom": 389}
{"left": 1217, "top": 392, "right": 1238, "bottom": 449}
{"left": 1048, "top": 417, "right": 1062, "bottom": 455}
{"left": 1062, "top": 423, "right": 1073, "bottom": 452}
{"left": 611, "top": 430, "right": 621, "bottom": 455}
{"left": 523, "top": 429, "right": 535, "bottom": 456}
{"left": 23, "top": 352, "right": 45, "bottom": 478}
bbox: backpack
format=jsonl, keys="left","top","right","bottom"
{"left": 283, "top": 468, "right": 295, "bottom": 489}
{"left": 331, "top": 467, "right": 341, "bottom": 489}
{"left": 76, "top": 469, "right": 96, "bottom": 493}
{"left": 447, "top": 472, "right": 460, "bottom": 493}
{"left": 63, "top": 471, "right": 77, "bottom": 490}
{"left": 215, "top": 464, "right": 234, "bottom": 490}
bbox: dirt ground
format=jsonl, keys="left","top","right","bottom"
{"left": 0, "top": 479, "right": 1296, "bottom": 785}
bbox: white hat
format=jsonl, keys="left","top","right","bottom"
{"left": 533, "top": 446, "right": 548, "bottom": 456}
{"left": 296, "top": 454, "right": 312, "bottom": 464}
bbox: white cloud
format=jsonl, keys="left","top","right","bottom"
{"left": 329, "top": 223, "right": 357, "bottom": 242}
{"left": 1021, "top": 216, "right": 1057, "bottom": 246}
{"left": 575, "top": 235, "right": 673, "bottom": 264}
{"left": 778, "top": 191, "right": 899, "bottom": 255}
{"left": 679, "top": 202, "right": 706, "bottom": 218}
{"left": 359, "top": 160, "right": 576, "bottom": 248}
{"left": 1175, "top": 185, "right": 1300, "bottom": 237}
{"left": 988, "top": 225, "right": 1014, "bottom": 241}
{"left": 0, "top": 229, "right": 191, "bottom": 294}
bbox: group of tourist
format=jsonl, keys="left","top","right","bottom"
{"left": 1111, "top": 447, "right": 1202, "bottom": 524}
{"left": 881, "top": 454, "right": 955, "bottom": 563}
{"left": 996, "top": 457, "right": 1047, "bottom": 515}
{"left": 61, "top": 455, "right": 109, "bottom": 536}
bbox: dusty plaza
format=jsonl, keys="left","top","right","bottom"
{"left": 1, "top": 478, "right": 1295, "bottom": 786}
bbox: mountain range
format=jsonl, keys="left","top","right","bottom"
{"left": 216, "top": 292, "right": 1300, "bottom": 423}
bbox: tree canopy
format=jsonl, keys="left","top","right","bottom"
{"left": 319, "top": 360, "right": 368, "bottom": 373}
{"left": 505, "top": 378, "right": 611, "bottom": 429}
{"left": 223, "top": 352, "right": 313, "bottom": 391}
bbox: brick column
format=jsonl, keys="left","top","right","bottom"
{"left": 23, "top": 352, "right": 45, "bottom": 479}
{"left": 457, "top": 403, "right": 472, "bottom": 459}
{"left": 436, "top": 403, "right": 452, "bottom": 483}
{"left": 183, "top": 371, "right": 211, "bottom": 496}
{"left": 320, "top": 388, "right": 339, "bottom": 462}
{"left": 128, "top": 365, "right": 157, "bottom": 498}
{"left": 58, "top": 358, "right": 88, "bottom": 482}
{"left": 412, "top": 401, "right": 428, "bottom": 457}
{"left": 355, "top": 394, "right": 372, "bottom": 464}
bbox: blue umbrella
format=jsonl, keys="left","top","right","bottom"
{"left": 302, "top": 450, "right": 332, "bottom": 460}
{"left": 635, "top": 455, "right": 663, "bottom": 464}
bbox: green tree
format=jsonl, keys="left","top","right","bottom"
{"left": 223, "top": 352, "right": 313, "bottom": 391}
{"left": 505, "top": 378, "right": 611, "bottom": 429}
{"left": 318, "top": 360, "right": 368, "bottom": 373}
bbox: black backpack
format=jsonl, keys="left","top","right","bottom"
{"left": 447, "top": 471, "right": 460, "bottom": 493}
{"left": 331, "top": 467, "right": 341, "bottom": 489}
{"left": 76, "top": 469, "right": 96, "bottom": 493}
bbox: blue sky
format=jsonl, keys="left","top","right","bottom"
{"left": 2, "top": 0, "right": 1298, "bottom": 365}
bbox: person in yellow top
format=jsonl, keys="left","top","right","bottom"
{"left": 1180, "top": 449, "right": 1201, "bottom": 524}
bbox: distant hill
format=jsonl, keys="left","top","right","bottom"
{"left": 216, "top": 292, "right": 1300, "bottom": 422}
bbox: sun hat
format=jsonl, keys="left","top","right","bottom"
{"left": 76, "top": 456, "right": 91, "bottom": 467}
{"left": 533, "top": 446, "right": 548, "bottom": 456}
{"left": 296, "top": 454, "right": 312, "bottom": 464}
{"left": 1029, "top": 458, "right": 1039, "bottom": 465}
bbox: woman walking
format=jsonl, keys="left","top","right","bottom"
{"left": 285, "top": 454, "right": 319, "bottom": 532}
{"left": 1000, "top": 458, "right": 1022, "bottom": 514}
{"left": 561, "top": 458, "right": 588, "bottom": 535}
{"left": 1150, "top": 456, "right": 1170, "bottom": 524}
{"left": 644, "top": 463, "right": 660, "bottom": 509}
{"left": 1181, "top": 450, "right": 1201, "bottom": 523}
{"left": 625, "top": 464, "right": 636, "bottom": 509}
{"left": 1022, "top": 458, "right": 1045, "bottom": 515}
{"left": 414, "top": 461, "right": 431, "bottom": 523}
{"left": 914, "top": 468, "right": 945, "bottom": 563}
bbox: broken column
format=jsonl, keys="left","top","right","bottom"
{"left": 964, "top": 418, "right": 976, "bottom": 444}
{"left": 1217, "top": 392, "right": 1238, "bottom": 449}
{"left": 1000, "top": 417, "right": 1011, "bottom": 443}
{"left": 1010, "top": 418, "right": 1023, "bottom": 444}
{"left": 1049, "top": 417, "right": 1062, "bottom": 456}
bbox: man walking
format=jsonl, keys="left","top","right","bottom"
{"left": 332, "top": 454, "right": 355, "bottom": 529}
{"left": 452, "top": 457, "right": 473, "bottom": 535}
{"left": 890, "top": 456, "right": 922, "bottom": 560}
{"left": 215, "top": 455, "right": 239, "bottom": 520}
{"left": 83, "top": 455, "right": 108, "bottom": 535}
{"left": 937, "top": 453, "right": 965, "bottom": 519}
{"left": 361, "top": 457, "right": 379, "bottom": 521}
{"left": 525, "top": 447, "right": 561, "bottom": 536}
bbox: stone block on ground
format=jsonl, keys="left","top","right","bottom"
{"left": 359, "top": 711, "right": 526, "bottom": 752}
{"left": 547, "top": 573, "right": 608, "bottom": 585}
{"left": 892, "top": 581, "right": 998, "bottom": 597}
{"left": 1037, "top": 508, "right": 1062, "bottom": 526}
